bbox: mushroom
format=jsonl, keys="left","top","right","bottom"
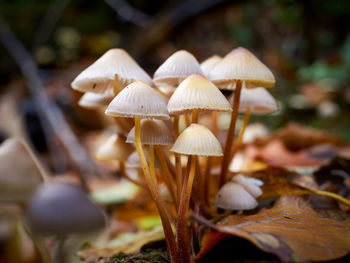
{"left": 214, "top": 182, "right": 258, "bottom": 210}
{"left": 78, "top": 89, "right": 114, "bottom": 109}
{"left": 153, "top": 50, "right": 203, "bottom": 87}
{"left": 71, "top": 48, "right": 152, "bottom": 94}
{"left": 171, "top": 123, "right": 223, "bottom": 262}
{"left": 25, "top": 182, "right": 106, "bottom": 263}
{"left": 167, "top": 73, "right": 231, "bottom": 206}
{"left": 208, "top": 47, "right": 276, "bottom": 187}
{"left": 105, "top": 80, "right": 177, "bottom": 262}
{"left": 231, "top": 174, "right": 263, "bottom": 198}
{"left": 0, "top": 138, "right": 45, "bottom": 203}
{"left": 200, "top": 55, "right": 222, "bottom": 78}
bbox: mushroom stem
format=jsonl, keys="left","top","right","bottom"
{"left": 177, "top": 155, "right": 197, "bottom": 263}
{"left": 204, "top": 111, "right": 219, "bottom": 206}
{"left": 184, "top": 114, "right": 190, "bottom": 127}
{"left": 23, "top": 223, "right": 52, "bottom": 263}
{"left": 313, "top": 190, "right": 350, "bottom": 207}
{"left": 134, "top": 116, "right": 178, "bottom": 262}
{"left": 155, "top": 146, "right": 178, "bottom": 207}
{"left": 192, "top": 109, "right": 199, "bottom": 123}
{"left": 119, "top": 161, "right": 147, "bottom": 189}
{"left": 174, "top": 116, "right": 182, "bottom": 210}
{"left": 52, "top": 237, "right": 66, "bottom": 263}
{"left": 229, "top": 107, "right": 250, "bottom": 162}
{"left": 204, "top": 157, "right": 213, "bottom": 206}
{"left": 219, "top": 80, "right": 242, "bottom": 187}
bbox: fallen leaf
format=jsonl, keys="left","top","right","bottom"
{"left": 255, "top": 122, "right": 345, "bottom": 152}
{"left": 195, "top": 195, "right": 350, "bottom": 262}
{"left": 77, "top": 226, "right": 165, "bottom": 262}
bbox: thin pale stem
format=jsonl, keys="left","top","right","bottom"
{"left": 219, "top": 80, "right": 242, "bottom": 187}
{"left": 22, "top": 221, "right": 52, "bottom": 263}
{"left": 134, "top": 116, "right": 178, "bottom": 262}
{"left": 177, "top": 155, "right": 197, "bottom": 263}
{"left": 174, "top": 115, "right": 182, "bottom": 210}
{"left": 204, "top": 111, "right": 219, "bottom": 206}
{"left": 229, "top": 107, "right": 251, "bottom": 162}
{"left": 155, "top": 146, "right": 178, "bottom": 207}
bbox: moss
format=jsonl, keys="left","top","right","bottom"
{"left": 107, "top": 248, "right": 169, "bottom": 263}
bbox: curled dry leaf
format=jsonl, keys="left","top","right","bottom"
{"left": 195, "top": 195, "right": 350, "bottom": 262}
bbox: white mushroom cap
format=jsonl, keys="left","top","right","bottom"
{"left": 200, "top": 55, "right": 222, "bottom": 77}
{"left": 229, "top": 85, "right": 278, "bottom": 114}
{"left": 171, "top": 124, "right": 223, "bottom": 156}
{"left": 153, "top": 50, "right": 203, "bottom": 86}
{"left": 231, "top": 174, "right": 263, "bottom": 198}
{"left": 167, "top": 74, "right": 232, "bottom": 115}
{"left": 214, "top": 182, "right": 257, "bottom": 210}
{"left": 95, "top": 134, "right": 134, "bottom": 162}
{"left": 0, "top": 139, "right": 44, "bottom": 202}
{"left": 78, "top": 89, "right": 115, "bottom": 109}
{"left": 71, "top": 48, "right": 152, "bottom": 93}
{"left": 209, "top": 47, "right": 275, "bottom": 89}
{"left": 126, "top": 119, "right": 173, "bottom": 146}
{"left": 105, "top": 81, "right": 170, "bottom": 120}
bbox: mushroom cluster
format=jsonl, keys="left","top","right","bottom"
{"left": 72, "top": 47, "right": 277, "bottom": 263}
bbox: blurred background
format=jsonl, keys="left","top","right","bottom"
{"left": 0, "top": 0, "right": 350, "bottom": 172}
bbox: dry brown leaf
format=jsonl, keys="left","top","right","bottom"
{"left": 254, "top": 122, "right": 345, "bottom": 152}
{"left": 77, "top": 226, "right": 165, "bottom": 262}
{"left": 195, "top": 195, "right": 350, "bottom": 262}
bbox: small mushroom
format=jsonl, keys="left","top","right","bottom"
{"left": 71, "top": 48, "right": 152, "bottom": 93}
{"left": 153, "top": 50, "right": 203, "bottom": 87}
{"left": 231, "top": 174, "right": 263, "bottom": 198}
{"left": 25, "top": 182, "right": 106, "bottom": 262}
{"left": 214, "top": 182, "right": 257, "bottom": 210}
{"left": 78, "top": 89, "right": 114, "bottom": 109}
{"left": 25, "top": 182, "right": 106, "bottom": 236}
{"left": 0, "top": 139, "right": 45, "bottom": 203}
{"left": 200, "top": 55, "right": 222, "bottom": 78}
{"left": 208, "top": 47, "right": 276, "bottom": 187}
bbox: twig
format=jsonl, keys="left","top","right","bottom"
{"left": 31, "top": 0, "right": 71, "bottom": 51}
{"left": 105, "top": 0, "right": 151, "bottom": 28}
{"left": 0, "top": 16, "right": 98, "bottom": 188}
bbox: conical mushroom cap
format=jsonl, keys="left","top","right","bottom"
{"left": 78, "top": 89, "right": 114, "bottom": 109}
{"left": 209, "top": 47, "right": 275, "bottom": 89}
{"left": 25, "top": 182, "right": 106, "bottom": 236}
{"left": 153, "top": 50, "right": 203, "bottom": 86}
{"left": 171, "top": 124, "right": 223, "bottom": 156}
{"left": 232, "top": 174, "right": 263, "bottom": 198}
{"left": 126, "top": 119, "right": 174, "bottom": 146}
{"left": 95, "top": 134, "right": 134, "bottom": 162}
{"left": 167, "top": 74, "right": 232, "bottom": 115}
{"left": 200, "top": 55, "right": 222, "bottom": 77}
{"left": 229, "top": 85, "right": 278, "bottom": 114}
{"left": 105, "top": 81, "right": 170, "bottom": 120}
{"left": 214, "top": 182, "right": 257, "bottom": 210}
{"left": 71, "top": 48, "right": 152, "bottom": 93}
{"left": 0, "top": 139, "right": 44, "bottom": 202}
